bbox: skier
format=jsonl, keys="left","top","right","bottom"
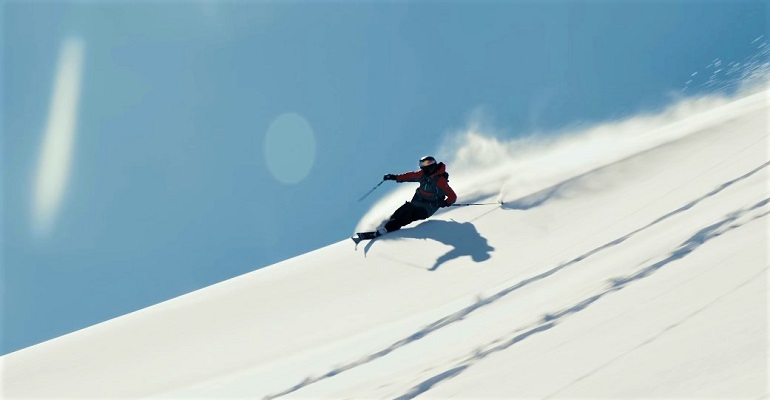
{"left": 376, "top": 155, "right": 457, "bottom": 236}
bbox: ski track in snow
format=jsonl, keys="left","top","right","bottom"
{"left": 395, "top": 198, "right": 770, "bottom": 400}
{"left": 265, "top": 161, "right": 770, "bottom": 399}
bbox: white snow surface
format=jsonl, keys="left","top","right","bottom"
{"left": 2, "top": 88, "right": 768, "bottom": 399}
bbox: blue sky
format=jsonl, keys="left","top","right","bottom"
{"left": 2, "top": 1, "right": 767, "bottom": 355}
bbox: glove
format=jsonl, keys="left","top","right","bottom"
{"left": 383, "top": 174, "right": 397, "bottom": 181}
{"left": 440, "top": 200, "right": 452, "bottom": 208}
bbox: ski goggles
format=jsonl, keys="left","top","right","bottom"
{"left": 419, "top": 159, "right": 436, "bottom": 167}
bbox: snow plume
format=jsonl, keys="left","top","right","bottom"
{"left": 356, "top": 80, "right": 769, "bottom": 232}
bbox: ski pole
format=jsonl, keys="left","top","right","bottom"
{"left": 358, "top": 180, "right": 385, "bottom": 202}
{"left": 450, "top": 202, "right": 501, "bottom": 207}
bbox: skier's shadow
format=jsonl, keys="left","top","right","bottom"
{"left": 394, "top": 220, "right": 495, "bottom": 271}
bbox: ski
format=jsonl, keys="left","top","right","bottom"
{"left": 351, "top": 231, "right": 380, "bottom": 244}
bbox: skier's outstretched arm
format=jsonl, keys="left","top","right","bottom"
{"left": 396, "top": 171, "right": 422, "bottom": 182}
{"left": 384, "top": 171, "right": 422, "bottom": 182}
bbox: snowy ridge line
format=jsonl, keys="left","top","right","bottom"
{"left": 572, "top": 129, "right": 770, "bottom": 234}
{"left": 496, "top": 125, "right": 770, "bottom": 213}
{"left": 458, "top": 118, "right": 769, "bottom": 234}
{"left": 264, "top": 166, "right": 769, "bottom": 399}
{"left": 393, "top": 199, "right": 770, "bottom": 400}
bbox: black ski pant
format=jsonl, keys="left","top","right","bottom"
{"left": 384, "top": 201, "right": 433, "bottom": 233}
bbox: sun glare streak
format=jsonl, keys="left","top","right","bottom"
{"left": 32, "top": 37, "right": 85, "bottom": 237}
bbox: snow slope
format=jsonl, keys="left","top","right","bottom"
{"left": 2, "top": 88, "right": 768, "bottom": 399}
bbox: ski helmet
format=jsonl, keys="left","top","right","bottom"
{"left": 419, "top": 155, "right": 438, "bottom": 173}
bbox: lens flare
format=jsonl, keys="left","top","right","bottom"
{"left": 32, "top": 37, "right": 85, "bottom": 237}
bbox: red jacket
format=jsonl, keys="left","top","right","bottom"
{"left": 396, "top": 162, "right": 457, "bottom": 207}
